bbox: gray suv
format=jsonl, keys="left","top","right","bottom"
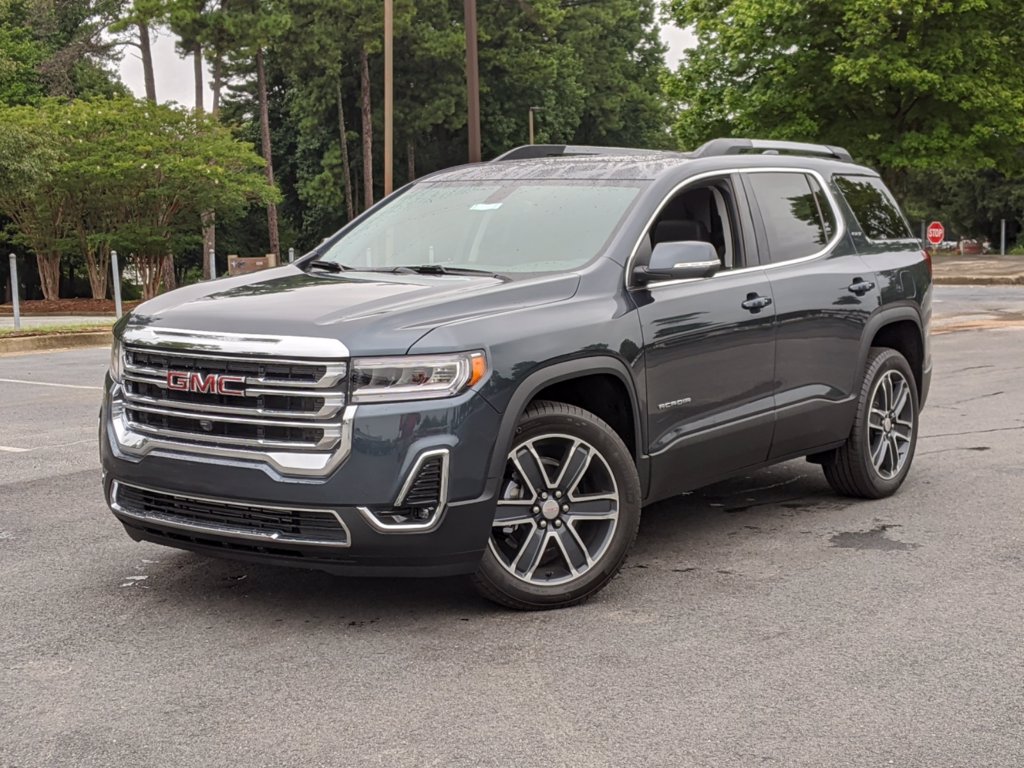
{"left": 100, "top": 139, "right": 932, "bottom": 609}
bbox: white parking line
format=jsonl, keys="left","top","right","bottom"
{"left": 0, "top": 446, "right": 30, "bottom": 453}
{"left": 0, "top": 377, "right": 102, "bottom": 391}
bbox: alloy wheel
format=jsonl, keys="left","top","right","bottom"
{"left": 867, "top": 369, "right": 914, "bottom": 480}
{"left": 488, "top": 433, "right": 620, "bottom": 586}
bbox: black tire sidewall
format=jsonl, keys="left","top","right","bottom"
{"left": 475, "top": 401, "right": 641, "bottom": 609}
{"left": 854, "top": 349, "right": 920, "bottom": 496}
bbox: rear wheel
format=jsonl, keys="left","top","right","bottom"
{"left": 473, "top": 401, "right": 641, "bottom": 610}
{"left": 822, "top": 347, "right": 919, "bottom": 499}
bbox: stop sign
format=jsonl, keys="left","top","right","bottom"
{"left": 926, "top": 221, "right": 944, "bottom": 245}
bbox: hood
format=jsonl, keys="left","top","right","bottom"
{"left": 124, "top": 265, "right": 580, "bottom": 355}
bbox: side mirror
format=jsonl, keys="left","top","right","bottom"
{"left": 632, "top": 241, "right": 720, "bottom": 286}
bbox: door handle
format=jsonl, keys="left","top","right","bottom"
{"left": 847, "top": 279, "right": 875, "bottom": 295}
{"left": 741, "top": 293, "right": 773, "bottom": 311}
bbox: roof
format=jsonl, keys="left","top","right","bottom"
{"left": 421, "top": 139, "right": 869, "bottom": 184}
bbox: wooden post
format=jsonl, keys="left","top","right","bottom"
{"left": 384, "top": 0, "right": 394, "bottom": 196}
{"left": 464, "top": 0, "right": 481, "bottom": 162}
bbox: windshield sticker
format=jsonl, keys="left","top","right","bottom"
{"left": 470, "top": 203, "right": 503, "bottom": 211}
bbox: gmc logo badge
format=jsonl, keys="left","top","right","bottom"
{"left": 166, "top": 371, "right": 246, "bottom": 396}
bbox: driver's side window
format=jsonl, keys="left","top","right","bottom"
{"left": 637, "top": 178, "right": 744, "bottom": 271}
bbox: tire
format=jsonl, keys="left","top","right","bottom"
{"left": 473, "top": 400, "right": 642, "bottom": 610}
{"left": 822, "top": 347, "right": 920, "bottom": 499}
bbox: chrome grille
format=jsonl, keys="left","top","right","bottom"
{"left": 120, "top": 345, "right": 348, "bottom": 452}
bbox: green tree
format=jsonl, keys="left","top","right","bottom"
{"left": 1, "top": 0, "right": 125, "bottom": 105}
{"left": 0, "top": 106, "right": 65, "bottom": 298}
{"left": 0, "top": 98, "right": 277, "bottom": 299}
{"left": 664, "top": 0, "right": 1024, "bottom": 188}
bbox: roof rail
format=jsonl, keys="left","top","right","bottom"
{"left": 692, "top": 138, "right": 854, "bottom": 163}
{"left": 492, "top": 144, "right": 669, "bottom": 162}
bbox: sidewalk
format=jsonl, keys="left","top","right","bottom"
{"left": 0, "top": 314, "right": 115, "bottom": 329}
{"left": 931, "top": 251, "right": 1024, "bottom": 285}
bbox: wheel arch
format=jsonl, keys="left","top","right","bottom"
{"left": 859, "top": 307, "right": 925, "bottom": 399}
{"left": 486, "top": 357, "right": 647, "bottom": 496}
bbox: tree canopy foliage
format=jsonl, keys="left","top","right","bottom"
{"left": 664, "top": 0, "right": 1024, "bottom": 183}
{"left": 0, "top": 98, "right": 276, "bottom": 299}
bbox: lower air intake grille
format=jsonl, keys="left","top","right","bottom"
{"left": 114, "top": 483, "right": 349, "bottom": 546}
{"left": 401, "top": 456, "right": 444, "bottom": 508}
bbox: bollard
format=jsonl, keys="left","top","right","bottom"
{"left": 111, "top": 250, "right": 123, "bottom": 319}
{"left": 8, "top": 253, "right": 20, "bottom": 331}
{"left": 288, "top": 247, "right": 295, "bottom": 263}
{"left": 1000, "top": 219, "right": 1006, "bottom": 256}
{"left": 208, "top": 248, "right": 216, "bottom": 280}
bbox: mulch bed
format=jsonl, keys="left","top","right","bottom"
{"left": 0, "top": 298, "right": 141, "bottom": 316}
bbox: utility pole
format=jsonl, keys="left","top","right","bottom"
{"left": 528, "top": 106, "right": 543, "bottom": 145}
{"left": 464, "top": 0, "right": 481, "bottom": 162}
{"left": 384, "top": 0, "right": 394, "bottom": 195}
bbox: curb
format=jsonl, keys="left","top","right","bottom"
{"left": 933, "top": 275, "right": 1024, "bottom": 286}
{"left": 0, "top": 331, "right": 112, "bottom": 355}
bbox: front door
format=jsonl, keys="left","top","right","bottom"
{"left": 629, "top": 175, "right": 776, "bottom": 502}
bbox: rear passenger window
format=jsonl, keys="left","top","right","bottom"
{"left": 747, "top": 172, "right": 836, "bottom": 263}
{"left": 835, "top": 175, "right": 913, "bottom": 240}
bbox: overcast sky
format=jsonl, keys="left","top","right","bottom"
{"left": 117, "top": 22, "right": 697, "bottom": 106}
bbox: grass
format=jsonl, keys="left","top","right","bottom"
{"left": 0, "top": 321, "right": 114, "bottom": 338}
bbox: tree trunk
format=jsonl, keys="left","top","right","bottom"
{"left": 336, "top": 79, "right": 355, "bottom": 222}
{"left": 255, "top": 47, "right": 280, "bottom": 258}
{"left": 36, "top": 252, "right": 61, "bottom": 301}
{"left": 135, "top": 253, "right": 162, "bottom": 300}
{"left": 407, "top": 139, "right": 415, "bottom": 182}
{"left": 193, "top": 42, "right": 204, "bottom": 112}
{"left": 161, "top": 252, "right": 177, "bottom": 293}
{"left": 137, "top": 21, "right": 157, "bottom": 103}
{"left": 360, "top": 47, "right": 373, "bottom": 211}
{"left": 211, "top": 55, "right": 222, "bottom": 116}
{"left": 83, "top": 244, "right": 109, "bottom": 300}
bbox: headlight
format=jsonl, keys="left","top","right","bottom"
{"left": 350, "top": 351, "right": 487, "bottom": 403}
{"left": 109, "top": 336, "right": 124, "bottom": 384}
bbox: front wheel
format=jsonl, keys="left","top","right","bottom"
{"left": 473, "top": 401, "right": 641, "bottom": 610}
{"left": 822, "top": 347, "right": 920, "bottom": 499}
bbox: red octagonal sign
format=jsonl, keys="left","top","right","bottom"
{"left": 927, "top": 221, "right": 944, "bottom": 245}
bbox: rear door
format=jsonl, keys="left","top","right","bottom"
{"left": 742, "top": 169, "right": 879, "bottom": 459}
{"left": 631, "top": 173, "right": 777, "bottom": 501}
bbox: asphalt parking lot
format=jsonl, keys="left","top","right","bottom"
{"left": 2, "top": 287, "right": 1023, "bottom": 767}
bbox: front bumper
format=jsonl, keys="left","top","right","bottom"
{"left": 100, "top": 383, "right": 503, "bottom": 577}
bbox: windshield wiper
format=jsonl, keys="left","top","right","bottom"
{"left": 308, "top": 260, "right": 350, "bottom": 273}
{"left": 392, "top": 264, "right": 509, "bottom": 280}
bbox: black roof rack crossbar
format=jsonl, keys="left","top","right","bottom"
{"left": 492, "top": 144, "right": 670, "bottom": 162}
{"left": 692, "top": 138, "right": 854, "bottom": 163}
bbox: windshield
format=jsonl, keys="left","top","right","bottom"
{"left": 315, "top": 180, "right": 642, "bottom": 276}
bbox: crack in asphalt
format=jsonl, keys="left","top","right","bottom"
{"left": 922, "top": 425, "right": 1024, "bottom": 439}
{"left": 946, "top": 391, "right": 1005, "bottom": 405}
{"left": 919, "top": 446, "right": 991, "bottom": 456}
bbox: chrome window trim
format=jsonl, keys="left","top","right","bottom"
{"left": 625, "top": 166, "right": 848, "bottom": 290}
{"left": 357, "top": 448, "right": 450, "bottom": 534}
{"left": 121, "top": 326, "right": 350, "bottom": 359}
{"left": 109, "top": 480, "right": 352, "bottom": 548}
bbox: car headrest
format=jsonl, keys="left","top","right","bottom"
{"left": 653, "top": 219, "right": 710, "bottom": 246}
